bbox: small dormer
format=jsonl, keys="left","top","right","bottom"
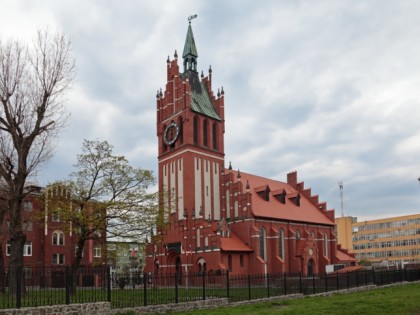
{"left": 272, "top": 189, "right": 286, "bottom": 204}
{"left": 255, "top": 185, "right": 270, "bottom": 201}
{"left": 288, "top": 192, "right": 301, "bottom": 206}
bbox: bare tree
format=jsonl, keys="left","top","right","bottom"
{"left": 0, "top": 29, "right": 75, "bottom": 272}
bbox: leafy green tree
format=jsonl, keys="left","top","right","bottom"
{"left": 51, "top": 140, "right": 158, "bottom": 293}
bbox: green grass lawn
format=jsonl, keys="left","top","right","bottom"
{"left": 135, "top": 282, "right": 420, "bottom": 315}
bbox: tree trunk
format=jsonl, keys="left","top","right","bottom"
{"left": 8, "top": 194, "right": 26, "bottom": 296}
{"left": 70, "top": 237, "right": 86, "bottom": 294}
{"left": 0, "top": 243, "right": 5, "bottom": 293}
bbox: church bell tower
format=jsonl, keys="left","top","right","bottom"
{"left": 156, "top": 18, "right": 225, "bottom": 226}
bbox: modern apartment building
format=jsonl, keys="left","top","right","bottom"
{"left": 336, "top": 214, "right": 420, "bottom": 266}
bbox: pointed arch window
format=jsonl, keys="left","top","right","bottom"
{"left": 178, "top": 117, "right": 184, "bottom": 145}
{"left": 193, "top": 116, "right": 199, "bottom": 145}
{"left": 279, "top": 229, "right": 285, "bottom": 259}
{"left": 259, "top": 227, "right": 267, "bottom": 261}
{"left": 295, "top": 230, "right": 301, "bottom": 240}
{"left": 52, "top": 231, "right": 64, "bottom": 246}
{"left": 212, "top": 123, "right": 218, "bottom": 150}
{"left": 203, "top": 120, "right": 208, "bottom": 147}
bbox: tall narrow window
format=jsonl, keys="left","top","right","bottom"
{"left": 212, "top": 123, "right": 218, "bottom": 150}
{"left": 296, "top": 230, "right": 301, "bottom": 240}
{"left": 279, "top": 229, "right": 285, "bottom": 259}
{"left": 259, "top": 227, "right": 266, "bottom": 260}
{"left": 203, "top": 120, "right": 208, "bottom": 147}
{"left": 324, "top": 232, "right": 329, "bottom": 257}
{"left": 193, "top": 116, "right": 198, "bottom": 145}
{"left": 178, "top": 117, "right": 184, "bottom": 145}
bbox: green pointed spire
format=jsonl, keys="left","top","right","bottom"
{"left": 183, "top": 23, "right": 198, "bottom": 58}
{"left": 183, "top": 19, "right": 198, "bottom": 72}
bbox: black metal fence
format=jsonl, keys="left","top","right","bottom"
{"left": 1, "top": 266, "right": 420, "bottom": 310}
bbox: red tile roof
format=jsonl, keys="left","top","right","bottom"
{"left": 336, "top": 249, "right": 357, "bottom": 262}
{"left": 233, "top": 171, "right": 334, "bottom": 225}
{"left": 220, "top": 232, "right": 253, "bottom": 252}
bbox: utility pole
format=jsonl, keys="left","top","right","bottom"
{"left": 338, "top": 181, "right": 344, "bottom": 217}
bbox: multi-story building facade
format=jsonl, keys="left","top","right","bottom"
{"left": 144, "top": 20, "right": 355, "bottom": 277}
{"left": 1, "top": 185, "right": 106, "bottom": 267}
{"left": 336, "top": 214, "right": 420, "bottom": 267}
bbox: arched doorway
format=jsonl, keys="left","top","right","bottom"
{"left": 307, "top": 259, "right": 314, "bottom": 276}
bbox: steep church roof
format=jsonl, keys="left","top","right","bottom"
{"left": 231, "top": 170, "right": 334, "bottom": 225}
{"left": 181, "top": 21, "right": 221, "bottom": 121}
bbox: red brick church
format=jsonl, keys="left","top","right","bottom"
{"left": 144, "top": 20, "right": 355, "bottom": 277}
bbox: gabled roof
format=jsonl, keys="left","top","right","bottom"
{"left": 220, "top": 232, "right": 253, "bottom": 252}
{"left": 231, "top": 170, "right": 334, "bottom": 225}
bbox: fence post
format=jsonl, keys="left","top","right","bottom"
{"left": 267, "top": 273, "right": 270, "bottom": 298}
{"left": 299, "top": 272, "right": 302, "bottom": 294}
{"left": 346, "top": 271, "right": 349, "bottom": 289}
{"left": 372, "top": 268, "right": 376, "bottom": 285}
{"left": 312, "top": 272, "right": 316, "bottom": 294}
{"left": 248, "top": 274, "right": 251, "bottom": 300}
{"left": 283, "top": 272, "right": 287, "bottom": 295}
{"left": 16, "top": 267, "right": 22, "bottom": 309}
{"left": 65, "top": 266, "right": 70, "bottom": 305}
{"left": 107, "top": 266, "right": 111, "bottom": 303}
{"left": 143, "top": 272, "right": 147, "bottom": 307}
{"left": 325, "top": 273, "right": 328, "bottom": 292}
{"left": 175, "top": 272, "right": 179, "bottom": 303}
{"left": 202, "top": 271, "right": 206, "bottom": 301}
{"left": 336, "top": 271, "right": 339, "bottom": 291}
{"left": 226, "top": 270, "right": 230, "bottom": 300}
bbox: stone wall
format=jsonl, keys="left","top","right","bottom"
{"left": 0, "top": 302, "right": 111, "bottom": 315}
{"left": 109, "top": 298, "right": 229, "bottom": 315}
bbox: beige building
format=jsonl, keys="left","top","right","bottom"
{"left": 336, "top": 214, "right": 420, "bottom": 266}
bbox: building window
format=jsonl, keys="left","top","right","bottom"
{"left": 23, "top": 241, "right": 32, "bottom": 256}
{"left": 193, "top": 116, "right": 198, "bottom": 145}
{"left": 259, "top": 227, "right": 266, "bottom": 261}
{"left": 324, "top": 232, "right": 329, "bottom": 257}
{"left": 52, "top": 231, "right": 64, "bottom": 246}
{"left": 52, "top": 253, "right": 65, "bottom": 265}
{"left": 23, "top": 221, "right": 33, "bottom": 231}
{"left": 203, "top": 120, "right": 208, "bottom": 147}
{"left": 196, "top": 228, "right": 201, "bottom": 248}
{"left": 240, "top": 254, "right": 244, "bottom": 267}
{"left": 228, "top": 255, "right": 232, "bottom": 271}
{"left": 234, "top": 201, "right": 239, "bottom": 218}
{"left": 212, "top": 123, "right": 217, "bottom": 150}
{"left": 296, "top": 230, "right": 301, "bottom": 240}
{"left": 6, "top": 241, "right": 32, "bottom": 256}
{"left": 93, "top": 245, "right": 101, "bottom": 258}
{"left": 52, "top": 210, "right": 61, "bottom": 222}
{"left": 279, "top": 229, "right": 285, "bottom": 259}
{"left": 23, "top": 200, "right": 33, "bottom": 211}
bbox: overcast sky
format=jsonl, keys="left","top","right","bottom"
{"left": 1, "top": 0, "right": 420, "bottom": 221}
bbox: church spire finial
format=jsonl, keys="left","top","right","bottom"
{"left": 183, "top": 15, "right": 198, "bottom": 73}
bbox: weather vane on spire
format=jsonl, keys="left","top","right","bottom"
{"left": 188, "top": 14, "right": 198, "bottom": 23}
